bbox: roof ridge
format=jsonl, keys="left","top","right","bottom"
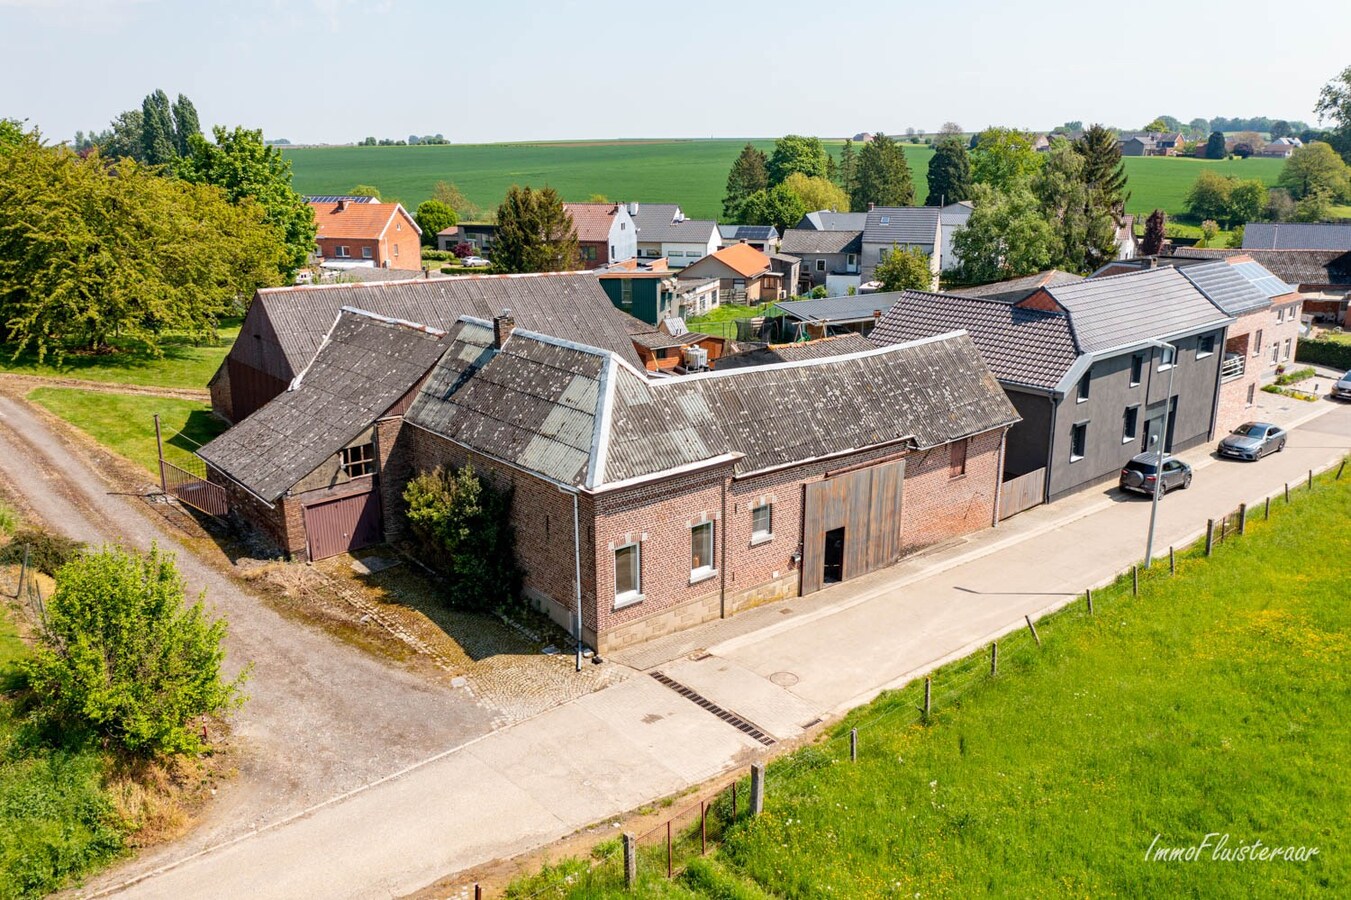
{"left": 338, "top": 306, "right": 447, "bottom": 336}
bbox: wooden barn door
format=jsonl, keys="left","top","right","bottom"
{"left": 800, "top": 459, "right": 905, "bottom": 596}
{"left": 303, "top": 486, "right": 383, "bottom": 561}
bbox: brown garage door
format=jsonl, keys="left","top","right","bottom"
{"left": 801, "top": 459, "right": 905, "bottom": 595}
{"left": 303, "top": 487, "right": 383, "bottom": 561}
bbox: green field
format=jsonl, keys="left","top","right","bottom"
{"left": 28, "top": 388, "right": 226, "bottom": 475}
{"left": 284, "top": 140, "right": 1286, "bottom": 222}
{"left": 508, "top": 468, "right": 1350, "bottom": 898}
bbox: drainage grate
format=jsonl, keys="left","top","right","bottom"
{"left": 650, "top": 671, "right": 776, "bottom": 746}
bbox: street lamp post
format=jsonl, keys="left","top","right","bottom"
{"left": 1144, "top": 340, "right": 1177, "bottom": 569}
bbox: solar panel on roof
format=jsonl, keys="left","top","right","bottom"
{"left": 1232, "top": 261, "right": 1294, "bottom": 298}
{"left": 304, "top": 195, "right": 378, "bottom": 204}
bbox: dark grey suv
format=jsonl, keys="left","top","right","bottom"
{"left": 1217, "top": 422, "right": 1286, "bottom": 461}
{"left": 1119, "top": 453, "right": 1193, "bottom": 496}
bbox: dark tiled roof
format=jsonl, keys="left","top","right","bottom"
{"left": 408, "top": 327, "right": 1017, "bottom": 488}
{"left": 953, "top": 269, "right": 1083, "bottom": 303}
{"left": 780, "top": 229, "right": 864, "bottom": 255}
{"left": 229, "top": 273, "right": 647, "bottom": 384}
{"left": 1170, "top": 249, "right": 1351, "bottom": 286}
{"left": 863, "top": 206, "right": 940, "bottom": 246}
{"left": 199, "top": 310, "right": 448, "bottom": 500}
{"left": 1242, "top": 223, "right": 1351, "bottom": 251}
{"left": 775, "top": 292, "right": 905, "bottom": 324}
{"left": 1036, "top": 268, "right": 1232, "bottom": 353}
{"left": 714, "top": 334, "right": 875, "bottom": 370}
{"left": 719, "top": 224, "right": 779, "bottom": 241}
{"left": 870, "top": 291, "right": 1078, "bottom": 391}
{"left": 630, "top": 203, "right": 682, "bottom": 232}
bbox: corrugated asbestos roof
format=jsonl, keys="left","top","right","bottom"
{"left": 714, "top": 334, "right": 876, "bottom": 370}
{"left": 1243, "top": 222, "right": 1351, "bottom": 251}
{"left": 862, "top": 206, "right": 940, "bottom": 246}
{"left": 406, "top": 325, "right": 1017, "bottom": 489}
{"left": 780, "top": 229, "right": 864, "bottom": 255}
{"left": 1177, "top": 261, "right": 1272, "bottom": 315}
{"left": 198, "top": 310, "right": 448, "bottom": 500}
{"left": 776, "top": 292, "right": 905, "bottom": 323}
{"left": 1034, "top": 267, "right": 1232, "bottom": 353}
{"left": 870, "top": 291, "right": 1079, "bottom": 391}
{"left": 228, "top": 273, "right": 647, "bottom": 383}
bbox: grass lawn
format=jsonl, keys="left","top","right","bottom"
{"left": 0, "top": 321, "right": 240, "bottom": 392}
{"left": 509, "top": 468, "right": 1350, "bottom": 898}
{"left": 27, "top": 388, "right": 226, "bottom": 475}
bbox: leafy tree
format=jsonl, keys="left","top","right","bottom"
{"left": 22, "top": 544, "right": 247, "bottom": 756}
{"left": 139, "top": 89, "right": 177, "bottom": 167}
{"left": 0, "top": 118, "right": 25, "bottom": 150}
{"left": 1185, "top": 170, "right": 1234, "bottom": 223}
{"left": 349, "top": 184, "right": 382, "bottom": 199}
{"left": 1074, "top": 124, "right": 1130, "bottom": 213}
{"left": 722, "top": 143, "right": 769, "bottom": 219}
{"left": 1265, "top": 188, "right": 1296, "bottom": 222}
{"left": 1269, "top": 120, "right": 1293, "bottom": 140}
{"left": 0, "top": 132, "right": 285, "bottom": 359}
{"left": 939, "top": 122, "right": 964, "bottom": 136}
{"left": 586, "top": 193, "right": 610, "bottom": 203}
{"left": 1232, "top": 142, "right": 1255, "bottom": 159}
{"left": 1034, "top": 141, "right": 1118, "bottom": 273}
{"left": 951, "top": 184, "right": 1055, "bottom": 283}
{"left": 1292, "top": 189, "right": 1332, "bottom": 223}
{"left": 179, "top": 125, "right": 317, "bottom": 279}
{"left": 432, "top": 180, "right": 481, "bottom": 221}
{"left": 493, "top": 185, "right": 580, "bottom": 272}
{"left": 1228, "top": 179, "right": 1268, "bottom": 225}
{"left": 1141, "top": 209, "right": 1167, "bottom": 256}
{"left": 836, "top": 139, "right": 858, "bottom": 198}
{"left": 404, "top": 464, "right": 520, "bottom": 611}
{"left": 969, "top": 127, "right": 1042, "bottom": 193}
{"left": 358, "top": 136, "right": 377, "bottom": 146}
{"left": 414, "top": 199, "right": 457, "bottom": 246}
{"left": 873, "top": 245, "right": 933, "bottom": 292}
{"left": 850, "top": 133, "right": 914, "bottom": 209}
{"left": 1205, "top": 131, "right": 1228, "bottom": 160}
{"left": 97, "top": 110, "right": 143, "bottom": 160}
{"left": 767, "top": 135, "right": 829, "bottom": 185}
{"left": 1188, "top": 117, "right": 1210, "bottom": 136}
{"left": 734, "top": 184, "right": 808, "bottom": 234}
{"left": 1057, "top": 120, "right": 1085, "bottom": 134}
{"left": 1314, "top": 64, "right": 1351, "bottom": 162}
{"left": 1277, "top": 141, "right": 1351, "bottom": 201}
{"left": 1143, "top": 117, "right": 1170, "bottom": 133}
{"left": 926, "top": 137, "right": 972, "bottom": 206}
{"left": 1197, "top": 220, "right": 1219, "bottom": 248}
{"left": 1227, "top": 225, "right": 1246, "bottom": 249}
{"left": 170, "top": 94, "right": 200, "bottom": 157}
{"left": 781, "top": 172, "right": 848, "bottom": 213}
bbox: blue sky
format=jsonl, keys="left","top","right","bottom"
{"left": 1, "top": 0, "right": 1345, "bottom": 145}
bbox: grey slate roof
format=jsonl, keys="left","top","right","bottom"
{"left": 870, "top": 291, "right": 1079, "bottom": 392}
{"left": 780, "top": 229, "right": 864, "bottom": 255}
{"left": 639, "top": 217, "right": 720, "bottom": 243}
{"left": 1168, "top": 249, "right": 1351, "bottom": 286}
{"left": 228, "top": 273, "right": 646, "bottom": 385}
{"left": 1176, "top": 261, "right": 1271, "bottom": 315}
{"left": 1035, "top": 268, "right": 1233, "bottom": 353}
{"left": 199, "top": 309, "right": 449, "bottom": 501}
{"left": 719, "top": 224, "right": 779, "bottom": 242}
{"left": 630, "top": 203, "right": 682, "bottom": 232}
{"left": 714, "top": 334, "right": 876, "bottom": 370}
{"left": 797, "top": 210, "right": 869, "bottom": 231}
{"left": 953, "top": 270, "right": 1083, "bottom": 303}
{"left": 863, "top": 207, "right": 940, "bottom": 246}
{"left": 775, "top": 292, "right": 905, "bottom": 324}
{"left": 1242, "top": 223, "right": 1351, "bottom": 251}
{"left": 407, "top": 326, "right": 1017, "bottom": 488}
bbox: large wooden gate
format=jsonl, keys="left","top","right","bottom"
{"left": 801, "top": 459, "right": 905, "bottom": 595}
{"left": 303, "top": 487, "right": 383, "bottom": 561}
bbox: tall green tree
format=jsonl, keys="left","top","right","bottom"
{"left": 969, "top": 128, "right": 1042, "bottom": 193}
{"left": 432, "top": 181, "right": 482, "bottom": 221}
{"left": 179, "top": 126, "right": 317, "bottom": 279}
{"left": 22, "top": 544, "right": 246, "bottom": 756}
{"left": 1228, "top": 180, "right": 1268, "bottom": 225}
{"left": 781, "top": 173, "right": 848, "bottom": 213}
{"left": 349, "top": 184, "right": 382, "bottom": 199}
{"left": 1074, "top": 124, "right": 1130, "bottom": 213}
{"left": 1276, "top": 141, "right": 1351, "bottom": 201}
{"left": 1314, "top": 64, "right": 1351, "bottom": 162}
{"left": 139, "top": 89, "right": 177, "bottom": 167}
{"left": 1185, "top": 170, "right": 1235, "bottom": 223}
{"left": 925, "top": 137, "right": 972, "bottom": 206}
{"left": 414, "top": 199, "right": 457, "bottom": 246}
{"left": 850, "top": 133, "right": 914, "bottom": 209}
{"left": 98, "top": 109, "right": 144, "bottom": 161}
{"left": 873, "top": 245, "right": 933, "bottom": 292}
{"left": 952, "top": 184, "right": 1055, "bottom": 283}
{"left": 494, "top": 185, "right": 580, "bottom": 273}
{"left": 767, "top": 135, "right": 829, "bottom": 184}
{"left": 1034, "top": 141, "right": 1118, "bottom": 273}
{"left": 836, "top": 138, "right": 858, "bottom": 198}
{"left": 170, "top": 93, "right": 201, "bottom": 157}
{"left": 1269, "top": 120, "right": 1293, "bottom": 140}
{"left": 723, "top": 143, "right": 769, "bottom": 219}
{"left": 1205, "top": 131, "right": 1228, "bottom": 160}
{"left": 734, "top": 184, "right": 808, "bottom": 234}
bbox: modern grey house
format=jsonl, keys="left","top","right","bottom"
{"left": 871, "top": 267, "right": 1234, "bottom": 505}
{"left": 630, "top": 203, "right": 720, "bottom": 268}
{"left": 779, "top": 228, "right": 863, "bottom": 295}
{"left": 861, "top": 206, "right": 942, "bottom": 286}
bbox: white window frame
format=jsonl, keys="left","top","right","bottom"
{"left": 750, "top": 504, "right": 773, "bottom": 545}
{"left": 1077, "top": 368, "right": 1091, "bottom": 403}
{"left": 362, "top": 246, "right": 373, "bottom": 259}
{"left": 1129, "top": 353, "right": 1144, "bottom": 387}
{"left": 1122, "top": 405, "right": 1139, "bottom": 443}
{"left": 336, "top": 245, "right": 350, "bottom": 258}
{"left": 1283, "top": 338, "right": 1292, "bottom": 361}
{"left": 1070, "top": 422, "right": 1088, "bottom": 462}
{"left": 614, "top": 542, "right": 643, "bottom": 608}
{"left": 1157, "top": 345, "right": 1176, "bottom": 371}
{"left": 815, "top": 258, "right": 826, "bottom": 272}
{"left": 689, "top": 521, "right": 717, "bottom": 584}
{"left": 1253, "top": 329, "right": 1263, "bottom": 357}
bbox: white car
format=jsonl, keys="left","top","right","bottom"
{"left": 461, "top": 256, "right": 491, "bottom": 268}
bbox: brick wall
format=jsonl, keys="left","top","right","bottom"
{"left": 1265, "top": 298, "right": 1304, "bottom": 377}
{"left": 1217, "top": 308, "right": 1265, "bottom": 434}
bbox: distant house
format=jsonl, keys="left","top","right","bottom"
{"left": 596, "top": 259, "right": 722, "bottom": 324}
{"left": 718, "top": 224, "right": 779, "bottom": 253}
{"left": 853, "top": 132, "right": 875, "bottom": 143}
{"left": 938, "top": 201, "right": 974, "bottom": 272}
{"left": 779, "top": 228, "right": 863, "bottom": 295}
{"left": 860, "top": 206, "right": 942, "bottom": 287}
{"left": 310, "top": 199, "right": 421, "bottom": 269}
{"left": 436, "top": 226, "right": 464, "bottom": 253}
{"left": 563, "top": 202, "right": 638, "bottom": 269}
{"left": 1258, "top": 137, "right": 1301, "bottom": 158}
{"left": 630, "top": 203, "right": 720, "bottom": 268}
{"left": 629, "top": 327, "right": 729, "bottom": 374}
{"left": 1117, "top": 132, "right": 1185, "bottom": 157}
{"left": 676, "top": 244, "right": 784, "bottom": 303}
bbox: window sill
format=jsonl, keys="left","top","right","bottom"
{"left": 750, "top": 533, "right": 773, "bottom": 547}
{"left": 1076, "top": 397, "right": 1089, "bottom": 404}
{"left": 1069, "top": 454, "right": 1085, "bottom": 463}
{"left": 689, "top": 568, "right": 718, "bottom": 586}
{"left": 614, "top": 593, "right": 645, "bottom": 610}
{"left": 1157, "top": 364, "right": 1174, "bottom": 373}
{"left": 1122, "top": 436, "right": 1136, "bottom": 444}
{"left": 1197, "top": 352, "right": 1214, "bottom": 359}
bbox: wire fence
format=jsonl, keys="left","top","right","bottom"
{"left": 485, "top": 454, "right": 1349, "bottom": 898}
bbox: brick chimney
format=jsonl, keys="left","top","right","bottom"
{"left": 493, "top": 309, "right": 515, "bottom": 349}
{"left": 337, "top": 198, "right": 348, "bottom": 212}
{"left": 867, "top": 202, "right": 876, "bottom": 211}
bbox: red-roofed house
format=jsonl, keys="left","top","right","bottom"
{"left": 563, "top": 202, "right": 638, "bottom": 269}
{"left": 676, "top": 243, "right": 785, "bottom": 303}
{"left": 310, "top": 199, "right": 421, "bottom": 268}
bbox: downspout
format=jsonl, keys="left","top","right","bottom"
{"left": 1042, "top": 394, "right": 1056, "bottom": 503}
{"left": 571, "top": 490, "right": 583, "bottom": 673}
{"left": 719, "top": 471, "right": 728, "bottom": 619}
{"left": 992, "top": 428, "right": 1007, "bottom": 527}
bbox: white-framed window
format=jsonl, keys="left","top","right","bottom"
{"left": 1070, "top": 422, "right": 1088, "bottom": 461}
{"left": 1077, "top": 368, "right": 1092, "bottom": 403}
{"left": 816, "top": 258, "right": 826, "bottom": 272}
{"left": 1158, "top": 345, "right": 1176, "bottom": 371}
{"left": 336, "top": 245, "right": 350, "bottom": 258}
{"left": 1130, "top": 353, "right": 1144, "bottom": 387}
{"left": 1283, "top": 338, "right": 1292, "bottom": 360}
{"left": 362, "top": 247, "right": 373, "bottom": 259}
{"left": 1197, "top": 335, "right": 1215, "bottom": 358}
{"left": 880, "top": 215, "right": 891, "bottom": 224}
{"left": 340, "top": 442, "right": 376, "bottom": 477}
{"left": 1122, "top": 406, "right": 1139, "bottom": 443}
{"left": 847, "top": 252, "right": 858, "bottom": 268}
{"left": 393, "top": 243, "right": 400, "bottom": 258}
{"left": 614, "top": 543, "right": 642, "bottom": 607}
{"left": 690, "top": 521, "right": 716, "bottom": 582}
{"left": 1271, "top": 343, "right": 1280, "bottom": 364}
{"left": 1253, "top": 329, "right": 1263, "bottom": 357}
{"left": 619, "top": 279, "right": 633, "bottom": 308}
{"left": 751, "top": 504, "right": 773, "bottom": 544}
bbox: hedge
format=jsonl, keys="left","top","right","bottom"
{"left": 1294, "top": 338, "right": 1351, "bottom": 370}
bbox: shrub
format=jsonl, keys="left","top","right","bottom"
{"left": 452, "top": 242, "right": 475, "bottom": 259}
{"left": 421, "top": 249, "right": 454, "bottom": 262}
{"left": 22, "top": 544, "right": 247, "bottom": 757}
{"left": 0, "top": 502, "right": 14, "bottom": 536}
{"left": 403, "top": 464, "right": 521, "bottom": 611}
{"left": 1275, "top": 366, "right": 1315, "bottom": 385}
{"left": 0, "top": 528, "right": 84, "bottom": 576}
{"left": 1296, "top": 337, "right": 1351, "bottom": 370}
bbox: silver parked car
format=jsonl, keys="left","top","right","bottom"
{"left": 1217, "top": 421, "right": 1287, "bottom": 461}
{"left": 1119, "top": 453, "right": 1193, "bottom": 495}
{"left": 1333, "top": 369, "right": 1351, "bottom": 401}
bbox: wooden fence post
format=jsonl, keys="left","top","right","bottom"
{"left": 1169, "top": 546, "right": 1175, "bottom": 576}
{"left": 474, "top": 885, "right": 482, "bottom": 900}
{"left": 1284, "top": 482, "right": 1290, "bottom": 503}
{"left": 15, "top": 545, "right": 28, "bottom": 602}
{"left": 1308, "top": 469, "right": 1314, "bottom": 490}
{"left": 701, "top": 800, "right": 707, "bottom": 856}
{"left": 1265, "top": 496, "right": 1271, "bottom": 520}
{"left": 1338, "top": 460, "right": 1346, "bottom": 480}
{"left": 624, "top": 833, "right": 637, "bottom": 888}
{"left": 1220, "top": 517, "right": 1227, "bottom": 542}
{"left": 1085, "top": 588, "right": 1094, "bottom": 614}
{"left": 990, "top": 641, "right": 999, "bottom": 676}
{"left": 1025, "top": 614, "right": 1041, "bottom": 647}
{"left": 1206, "top": 519, "right": 1215, "bottom": 556}
{"left": 850, "top": 728, "right": 858, "bottom": 761}
{"left": 923, "top": 677, "right": 932, "bottom": 721}
{"left": 750, "top": 764, "right": 765, "bottom": 817}
{"left": 1132, "top": 564, "right": 1139, "bottom": 596}
{"left": 1239, "top": 503, "right": 1247, "bottom": 535}
{"left": 666, "top": 820, "right": 672, "bottom": 879}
